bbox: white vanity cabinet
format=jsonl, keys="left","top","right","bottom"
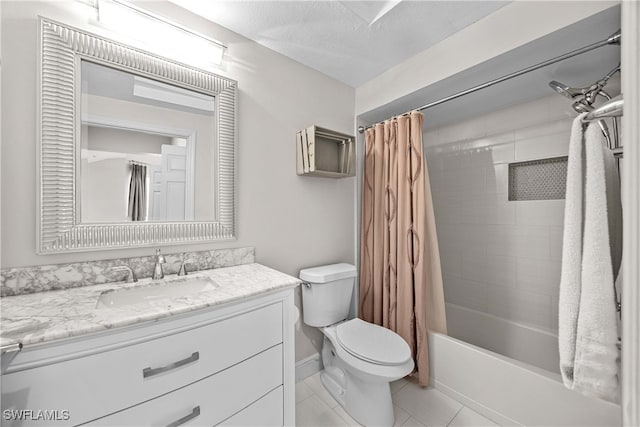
{"left": 1, "top": 289, "right": 295, "bottom": 427}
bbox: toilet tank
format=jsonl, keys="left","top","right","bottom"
{"left": 300, "top": 263, "right": 357, "bottom": 327}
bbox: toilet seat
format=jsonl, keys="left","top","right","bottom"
{"left": 335, "top": 318, "right": 412, "bottom": 366}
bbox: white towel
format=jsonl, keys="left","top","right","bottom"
{"left": 559, "top": 115, "right": 622, "bottom": 403}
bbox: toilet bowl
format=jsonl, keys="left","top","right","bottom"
{"left": 300, "top": 264, "right": 414, "bottom": 427}
{"left": 319, "top": 319, "right": 414, "bottom": 426}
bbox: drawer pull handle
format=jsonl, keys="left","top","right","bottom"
{"left": 166, "top": 406, "right": 200, "bottom": 427}
{"left": 143, "top": 352, "right": 199, "bottom": 378}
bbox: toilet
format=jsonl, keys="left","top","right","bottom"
{"left": 300, "top": 263, "right": 414, "bottom": 427}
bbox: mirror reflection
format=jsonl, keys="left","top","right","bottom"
{"left": 79, "top": 60, "right": 216, "bottom": 223}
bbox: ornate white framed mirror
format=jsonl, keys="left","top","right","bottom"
{"left": 37, "top": 18, "right": 237, "bottom": 253}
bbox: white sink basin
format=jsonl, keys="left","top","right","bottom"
{"left": 96, "top": 275, "right": 219, "bottom": 309}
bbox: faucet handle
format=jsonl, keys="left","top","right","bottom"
{"left": 178, "top": 258, "right": 197, "bottom": 276}
{"left": 152, "top": 249, "right": 165, "bottom": 280}
{"left": 112, "top": 265, "right": 138, "bottom": 283}
{"left": 155, "top": 248, "right": 165, "bottom": 263}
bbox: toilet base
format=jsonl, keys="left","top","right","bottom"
{"left": 323, "top": 369, "right": 395, "bottom": 426}
{"left": 321, "top": 337, "right": 396, "bottom": 427}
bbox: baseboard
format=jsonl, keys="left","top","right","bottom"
{"left": 295, "top": 352, "right": 322, "bottom": 382}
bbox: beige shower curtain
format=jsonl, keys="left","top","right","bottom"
{"left": 359, "top": 111, "right": 447, "bottom": 386}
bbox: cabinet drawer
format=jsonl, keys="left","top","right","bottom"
{"left": 219, "top": 386, "right": 283, "bottom": 426}
{"left": 87, "top": 345, "right": 283, "bottom": 426}
{"left": 2, "top": 303, "right": 282, "bottom": 427}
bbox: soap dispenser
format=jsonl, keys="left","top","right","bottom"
{"left": 152, "top": 249, "right": 165, "bottom": 280}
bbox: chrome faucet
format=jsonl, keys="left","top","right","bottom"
{"left": 178, "top": 255, "right": 196, "bottom": 276}
{"left": 152, "top": 249, "right": 165, "bottom": 280}
{"left": 112, "top": 265, "right": 138, "bottom": 283}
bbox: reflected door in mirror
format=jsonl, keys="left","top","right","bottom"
{"left": 149, "top": 145, "right": 188, "bottom": 221}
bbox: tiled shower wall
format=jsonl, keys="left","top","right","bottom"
{"left": 424, "top": 94, "right": 579, "bottom": 341}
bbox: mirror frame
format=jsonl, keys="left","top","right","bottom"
{"left": 38, "top": 18, "right": 237, "bottom": 254}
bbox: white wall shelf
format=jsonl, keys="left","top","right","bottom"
{"left": 297, "top": 125, "right": 355, "bottom": 178}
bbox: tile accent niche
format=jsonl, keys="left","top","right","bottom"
{"left": 0, "top": 247, "right": 255, "bottom": 297}
{"left": 508, "top": 156, "right": 568, "bottom": 201}
{"left": 424, "top": 94, "right": 580, "bottom": 365}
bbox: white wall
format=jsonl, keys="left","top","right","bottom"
{"left": 81, "top": 157, "right": 131, "bottom": 223}
{"left": 0, "top": 1, "right": 356, "bottom": 361}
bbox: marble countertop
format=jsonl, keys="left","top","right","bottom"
{"left": 0, "top": 263, "right": 299, "bottom": 349}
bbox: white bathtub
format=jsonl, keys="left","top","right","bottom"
{"left": 428, "top": 331, "right": 621, "bottom": 426}
{"left": 445, "top": 303, "right": 560, "bottom": 374}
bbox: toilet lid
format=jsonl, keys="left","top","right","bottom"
{"left": 335, "top": 318, "right": 412, "bottom": 366}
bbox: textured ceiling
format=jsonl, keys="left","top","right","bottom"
{"left": 168, "top": 0, "right": 510, "bottom": 87}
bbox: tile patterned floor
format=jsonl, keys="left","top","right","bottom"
{"left": 296, "top": 373, "right": 499, "bottom": 427}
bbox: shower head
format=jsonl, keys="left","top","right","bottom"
{"left": 549, "top": 63, "right": 620, "bottom": 108}
{"left": 548, "top": 81, "right": 584, "bottom": 99}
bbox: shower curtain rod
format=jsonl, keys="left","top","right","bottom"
{"left": 129, "top": 160, "right": 148, "bottom": 167}
{"left": 357, "top": 30, "right": 621, "bottom": 134}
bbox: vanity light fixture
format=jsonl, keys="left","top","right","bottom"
{"left": 97, "top": 0, "right": 226, "bottom": 69}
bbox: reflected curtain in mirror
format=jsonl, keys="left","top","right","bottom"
{"left": 359, "top": 111, "right": 447, "bottom": 386}
{"left": 128, "top": 162, "right": 147, "bottom": 221}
